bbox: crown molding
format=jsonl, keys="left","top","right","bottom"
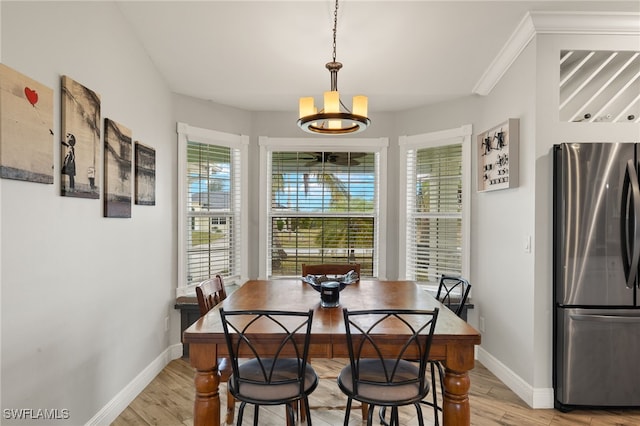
{"left": 473, "top": 11, "right": 640, "bottom": 96}
{"left": 531, "top": 11, "right": 640, "bottom": 35}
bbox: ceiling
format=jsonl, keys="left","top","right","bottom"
{"left": 115, "top": 1, "right": 639, "bottom": 113}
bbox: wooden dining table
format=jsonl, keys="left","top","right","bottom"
{"left": 183, "top": 279, "right": 481, "bottom": 426}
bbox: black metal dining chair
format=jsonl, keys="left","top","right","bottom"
{"left": 423, "top": 275, "right": 472, "bottom": 425}
{"left": 337, "top": 308, "right": 439, "bottom": 426}
{"left": 219, "top": 309, "right": 319, "bottom": 426}
{"left": 435, "top": 275, "right": 472, "bottom": 317}
{"left": 379, "top": 275, "right": 472, "bottom": 425}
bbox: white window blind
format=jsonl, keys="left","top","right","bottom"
{"left": 267, "top": 151, "right": 379, "bottom": 278}
{"left": 177, "top": 123, "right": 247, "bottom": 294}
{"left": 185, "top": 142, "right": 241, "bottom": 284}
{"left": 401, "top": 125, "right": 471, "bottom": 285}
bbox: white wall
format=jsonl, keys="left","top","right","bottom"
{"left": 472, "top": 37, "right": 539, "bottom": 388}
{"left": 1, "top": 2, "right": 176, "bottom": 424}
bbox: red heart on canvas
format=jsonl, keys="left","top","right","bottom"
{"left": 24, "top": 87, "right": 38, "bottom": 106}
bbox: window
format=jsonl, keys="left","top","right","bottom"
{"left": 259, "top": 137, "right": 388, "bottom": 279}
{"left": 399, "top": 125, "right": 471, "bottom": 286}
{"left": 177, "top": 123, "right": 248, "bottom": 295}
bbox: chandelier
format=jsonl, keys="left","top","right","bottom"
{"left": 297, "top": 0, "right": 370, "bottom": 135}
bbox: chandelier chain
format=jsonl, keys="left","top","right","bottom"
{"left": 332, "top": 0, "right": 338, "bottom": 63}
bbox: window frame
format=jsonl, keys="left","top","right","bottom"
{"left": 258, "top": 136, "right": 389, "bottom": 280}
{"left": 177, "top": 122, "right": 249, "bottom": 296}
{"left": 398, "top": 124, "right": 472, "bottom": 285}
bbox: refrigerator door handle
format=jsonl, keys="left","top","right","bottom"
{"left": 620, "top": 159, "right": 640, "bottom": 289}
{"left": 570, "top": 313, "right": 640, "bottom": 323}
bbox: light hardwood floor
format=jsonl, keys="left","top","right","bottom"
{"left": 112, "top": 358, "right": 640, "bottom": 425}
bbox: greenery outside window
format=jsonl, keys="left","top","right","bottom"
{"left": 259, "top": 137, "right": 388, "bottom": 279}
{"left": 399, "top": 125, "right": 471, "bottom": 286}
{"left": 177, "top": 123, "right": 248, "bottom": 295}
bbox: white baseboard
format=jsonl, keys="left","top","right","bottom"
{"left": 86, "top": 343, "right": 183, "bottom": 425}
{"left": 476, "top": 346, "right": 554, "bottom": 409}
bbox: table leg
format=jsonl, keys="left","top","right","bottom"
{"left": 189, "top": 343, "right": 221, "bottom": 426}
{"left": 441, "top": 342, "right": 475, "bottom": 426}
{"left": 442, "top": 367, "right": 471, "bottom": 426}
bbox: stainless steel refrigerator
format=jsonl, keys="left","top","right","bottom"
{"left": 553, "top": 142, "right": 640, "bottom": 411}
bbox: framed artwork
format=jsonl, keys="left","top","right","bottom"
{"left": 61, "top": 75, "right": 101, "bottom": 198}
{"left": 477, "top": 118, "right": 519, "bottom": 192}
{"left": 0, "top": 64, "right": 54, "bottom": 184}
{"left": 134, "top": 141, "right": 156, "bottom": 206}
{"left": 104, "top": 118, "right": 132, "bottom": 218}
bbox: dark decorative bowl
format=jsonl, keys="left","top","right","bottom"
{"left": 304, "top": 279, "right": 349, "bottom": 293}
{"left": 301, "top": 271, "right": 359, "bottom": 293}
{"left": 302, "top": 274, "right": 357, "bottom": 308}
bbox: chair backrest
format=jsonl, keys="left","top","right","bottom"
{"left": 195, "top": 275, "right": 227, "bottom": 316}
{"left": 435, "top": 275, "right": 471, "bottom": 318}
{"left": 301, "top": 263, "right": 361, "bottom": 281}
{"left": 342, "top": 308, "right": 439, "bottom": 398}
{"left": 219, "top": 309, "right": 315, "bottom": 395}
